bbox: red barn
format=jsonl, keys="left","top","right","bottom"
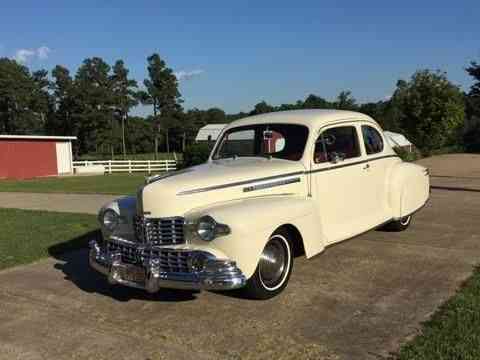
{"left": 0, "top": 135, "right": 76, "bottom": 179}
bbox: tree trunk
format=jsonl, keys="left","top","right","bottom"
{"left": 166, "top": 128, "right": 170, "bottom": 154}
{"left": 153, "top": 102, "right": 158, "bottom": 160}
{"left": 121, "top": 113, "right": 127, "bottom": 160}
{"left": 182, "top": 131, "right": 186, "bottom": 152}
{"left": 111, "top": 117, "right": 115, "bottom": 159}
{"left": 5, "top": 99, "right": 12, "bottom": 133}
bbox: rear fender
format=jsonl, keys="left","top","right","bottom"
{"left": 388, "top": 162, "right": 429, "bottom": 219}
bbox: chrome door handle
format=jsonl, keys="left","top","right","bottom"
{"left": 363, "top": 164, "right": 370, "bottom": 170}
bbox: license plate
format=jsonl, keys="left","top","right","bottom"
{"left": 118, "top": 265, "right": 145, "bottom": 283}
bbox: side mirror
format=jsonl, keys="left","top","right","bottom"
{"left": 329, "top": 152, "right": 345, "bottom": 164}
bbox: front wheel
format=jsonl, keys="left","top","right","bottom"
{"left": 385, "top": 215, "right": 412, "bottom": 232}
{"left": 243, "top": 230, "right": 293, "bottom": 300}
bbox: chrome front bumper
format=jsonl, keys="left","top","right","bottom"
{"left": 89, "top": 240, "right": 246, "bottom": 293}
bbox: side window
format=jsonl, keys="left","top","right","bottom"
{"left": 361, "top": 125, "right": 384, "bottom": 155}
{"left": 314, "top": 126, "right": 361, "bottom": 164}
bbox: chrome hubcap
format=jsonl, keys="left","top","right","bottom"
{"left": 259, "top": 236, "right": 289, "bottom": 290}
{"left": 400, "top": 216, "right": 411, "bottom": 226}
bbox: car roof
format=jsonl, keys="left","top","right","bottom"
{"left": 226, "top": 109, "right": 377, "bottom": 131}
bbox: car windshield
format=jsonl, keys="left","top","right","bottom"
{"left": 213, "top": 123, "right": 309, "bottom": 161}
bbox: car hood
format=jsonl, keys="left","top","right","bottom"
{"left": 138, "top": 158, "right": 306, "bottom": 217}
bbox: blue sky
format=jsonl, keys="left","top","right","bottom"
{"left": 1, "top": 1, "right": 478, "bottom": 115}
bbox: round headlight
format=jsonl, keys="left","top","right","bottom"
{"left": 197, "top": 215, "right": 217, "bottom": 241}
{"left": 102, "top": 209, "right": 119, "bottom": 231}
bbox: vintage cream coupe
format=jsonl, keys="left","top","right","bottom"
{"left": 90, "top": 110, "right": 429, "bottom": 299}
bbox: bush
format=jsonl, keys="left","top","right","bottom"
{"left": 464, "top": 122, "right": 480, "bottom": 153}
{"left": 428, "top": 144, "right": 465, "bottom": 156}
{"left": 394, "top": 147, "right": 422, "bottom": 162}
{"left": 182, "top": 143, "right": 212, "bottom": 167}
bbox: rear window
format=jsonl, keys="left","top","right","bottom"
{"left": 362, "top": 125, "right": 384, "bottom": 155}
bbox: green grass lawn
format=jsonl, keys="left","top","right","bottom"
{"left": 0, "top": 174, "right": 146, "bottom": 195}
{"left": 0, "top": 208, "right": 98, "bottom": 270}
{"left": 395, "top": 266, "right": 480, "bottom": 359}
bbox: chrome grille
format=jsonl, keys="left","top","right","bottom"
{"left": 107, "top": 242, "right": 191, "bottom": 273}
{"left": 108, "top": 242, "right": 139, "bottom": 264}
{"left": 149, "top": 248, "right": 191, "bottom": 273}
{"left": 134, "top": 216, "right": 185, "bottom": 245}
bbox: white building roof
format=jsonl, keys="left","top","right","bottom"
{"left": 195, "top": 124, "right": 227, "bottom": 141}
{"left": 0, "top": 135, "right": 77, "bottom": 141}
{"left": 383, "top": 131, "right": 412, "bottom": 148}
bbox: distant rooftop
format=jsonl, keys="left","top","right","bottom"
{"left": 195, "top": 124, "right": 227, "bottom": 141}
{"left": 383, "top": 131, "right": 413, "bottom": 147}
{"left": 0, "top": 135, "right": 77, "bottom": 141}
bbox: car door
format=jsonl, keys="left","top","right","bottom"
{"left": 359, "top": 123, "right": 395, "bottom": 224}
{"left": 310, "top": 123, "right": 373, "bottom": 244}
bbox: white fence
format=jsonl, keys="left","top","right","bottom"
{"left": 73, "top": 160, "right": 177, "bottom": 174}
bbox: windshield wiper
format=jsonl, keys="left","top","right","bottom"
{"left": 217, "top": 154, "right": 238, "bottom": 160}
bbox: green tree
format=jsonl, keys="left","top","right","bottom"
{"left": 110, "top": 60, "right": 138, "bottom": 159}
{"left": 49, "top": 66, "right": 77, "bottom": 137}
{"left": 391, "top": 70, "right": 465, "bottom": 152}
{"left": 358, "top": 101, "right": 402, "bottom": 131}
{"left": 302, "top": 94, "right": 331, "bottom": 109}
{"left": 334, "top": 90, "right": 357, "bottom": 110}
{"left": 464, "top": 61, "right": 480, "bottom": 152}
{"left": 250, "top": 101, "right": 275, "bottom": 115}
{"left": 126, "top": 116, "right": 155, "bottom": 154}
{"left": 74, "top": 57, "right": 115, "bottom": 155}
{"left": 139, "top": 53, "right": 182, "bottom": 157}
{"left": 0, "top": 58, "right": 48, "bottom": 134}
{"left": 466, "top": 61, "right": 480, "bottom": 123}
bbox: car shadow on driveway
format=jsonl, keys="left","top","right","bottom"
{"left": 48, "top": 230, "right": 199, "bottom": 303}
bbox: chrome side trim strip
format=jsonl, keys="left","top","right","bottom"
{"left": 309, "top": 154, "right": 399, "bottom": 174}
{"left": 177, "top": 171, "right": 304, "bottom": 195}
{"left": 243, "top": 177, "right": 301, "bottom": 192}
{"left": 176, "top": 155, "right": 399, "bottom": 195}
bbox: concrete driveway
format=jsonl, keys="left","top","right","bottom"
{"left": 2, "top": 154, "right": 480, "bottom": 359}
{"left": 418, "top": 153, "right": 480, "bottom": 191}
{"left": 1, "top": 187, "right": 479, "bottom": 359}
{"left": 0, "top": 192, "right": 119, "bottom": 214}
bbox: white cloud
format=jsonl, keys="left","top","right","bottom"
{"left": 174, "top": 69, "right": 204, "bottom": 81}
{"left": 14, "top": 46, "right": 51, "bottom": 63}
{"left": 14, "top": 49, "right": 36, "bottom": 63}
{"left": 37, "top": 46, "right": 51, "bottom": 60}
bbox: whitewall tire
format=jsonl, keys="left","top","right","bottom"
{"left": 244, "top": 229, "right": 293, "bottom": 299}
{"left": 385, "top": 215, "right": 412, "bottom": 231}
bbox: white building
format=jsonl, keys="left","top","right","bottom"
{"left": 384, "top": 131, "right": 414, "bottom": 152}
{"left": 195, "top": 124, "right": 227, "bottom": 142}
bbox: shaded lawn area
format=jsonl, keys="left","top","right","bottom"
{"left": 396, "top": 266, "right": 480, "bottom": 359}
{"left": 0, "top": 208, "right": 98, "bottom": 270}
{"left": 0, "top": 174, "right": 146, "bottom": 195}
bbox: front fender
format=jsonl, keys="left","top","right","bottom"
{"left": 185, "top": 195, "right": 320, "bottom": 278}
{"left": 99, "top": 196, "right": 137, "bottom": 240}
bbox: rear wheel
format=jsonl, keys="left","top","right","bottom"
{"left": 243, "top": 230, "right": 293, "bottom": 300}
{"left": 385, "top": 215, "right": 412, "bottom": 231}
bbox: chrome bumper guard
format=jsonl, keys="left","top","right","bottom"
{"left": 89, "top": 240, "right": 246, "bottom": 293}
